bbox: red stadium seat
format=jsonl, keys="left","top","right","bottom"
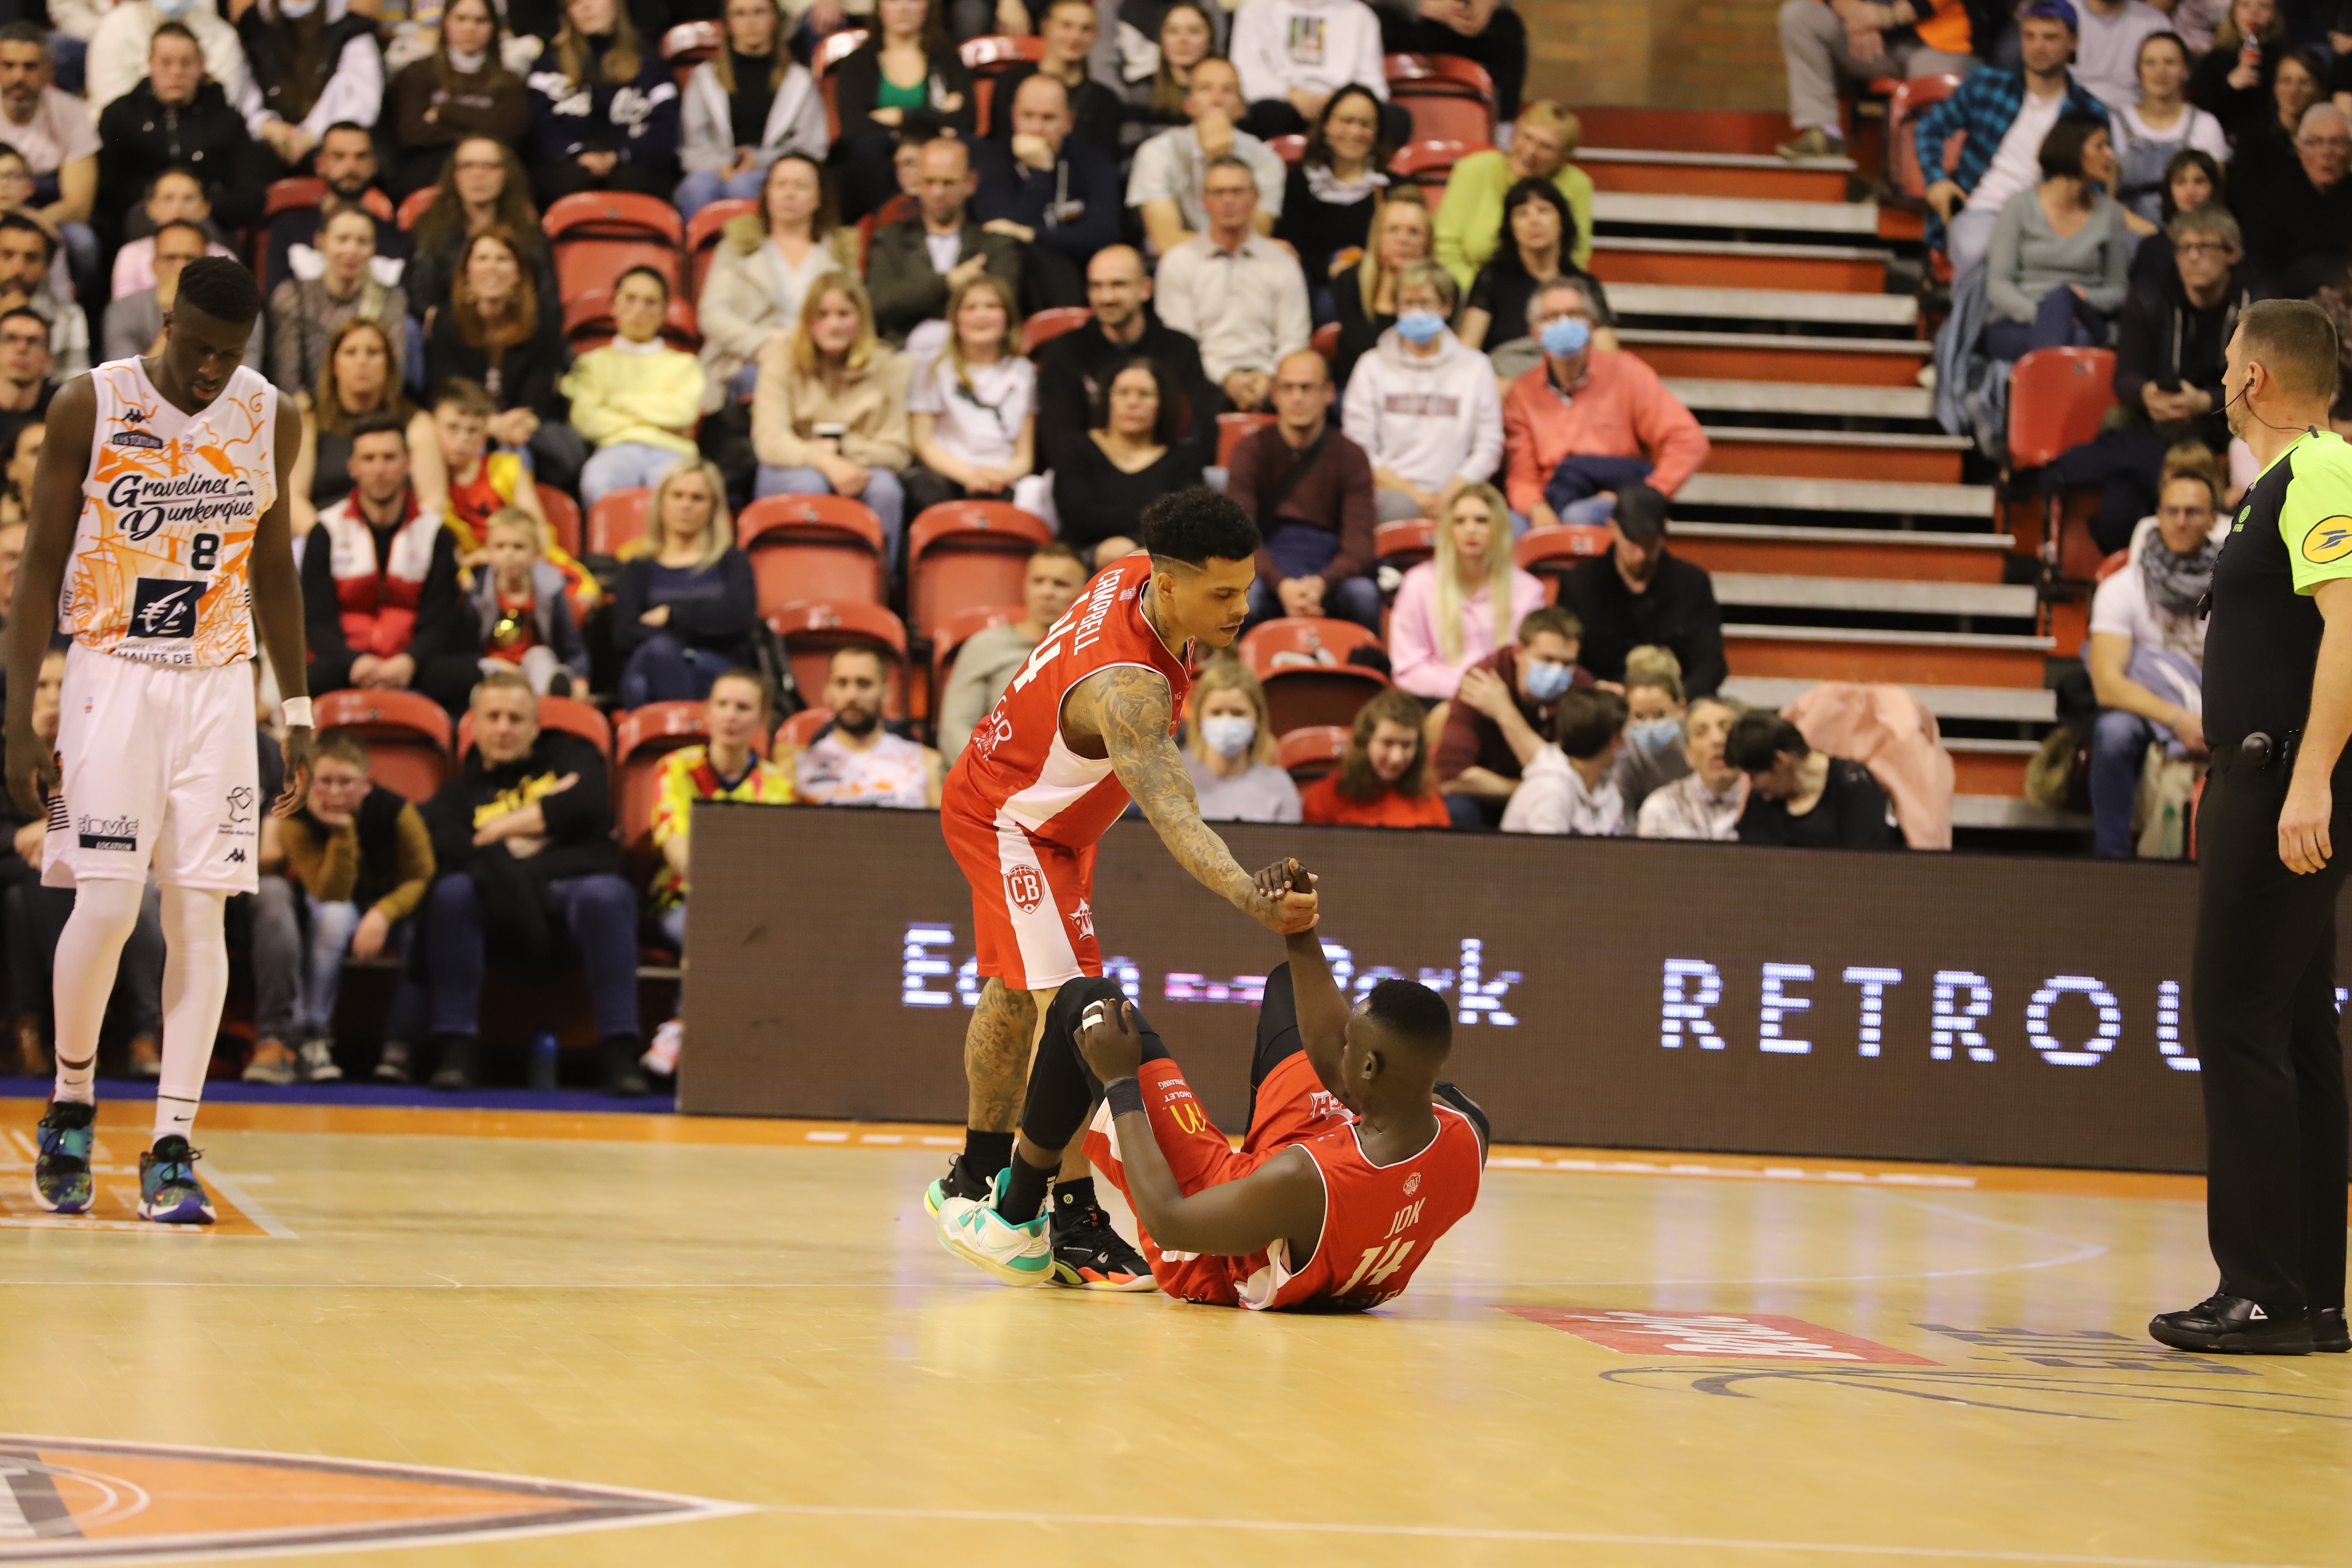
{"left": 2009, "top": 347, "right": 2118, "bottom": 574}
{"left": 1385, "top": 54, "right": 1496, "bottom": 144}
{"left": 775, "top": 704, "right": 834, "bottom": 751}
{"left": 1023, "top": 306, "right": 1091, "bottom": 354}
{"left": 1375, "top": 518, "right": 1435, "bottom": 571}
{"left": 929, "top": 602, "right": 1022, "bottom": 705}
{"left": 613, "top": 699, "right": 772, "bottom": 856}
{"left": 311, "top": 689, "right": 451, "bottom": 803}
{"left": 815, "top": 28, "right": 868, "bottom": 139}
{"left": 1888, "top": 72, "right": 1967, "bottom": 201}
{"left": 535, "top": 484, "right": 583, "bottom": 558}
{"left": 562, "top": 288, "right": 700, "bottom": 353}
{"left": 1394, "top": 94, "right": 1492, "bottom": 146}
{"left": 1514, "top": 524, "right": 1611, "bottom": 602}
{"left": 905, "top": 501, "right": 1052, "bottom": 642}
{"left": 456, "top": 694, "right": 613, "bottom": 760}
{"left": 589, "top": 487, "right": 653, "bottom": 557}
{"left": 770, "top": 601, "right": 909, "bottom": 718}
{"left": 1276, "top": 725, "right": 1349, "bottom": 782}
{"left": 1240, "top": 618, "right": 1389, "bottom": 734}
{"left": 1268, "top": 134, "right": 1306, "bottom": 164}
{"left": 263, "top": 176, "right": 324, "bottom": 220}
{"left": 546, "top": 191, "right": 685, "bottom": 302}
{"left": 1310, "top": 320, "right": 1340, "bottom": 363}
{"left": 1217, "top": 411, "right": 1276, "bottom": 467}
{"left": 2095, "top": 548, "right": 2129, "bottom": 583}
{"left": 1389, "top": 139, "right": 1488, "bottom": 187}
{"left": 687, "top": 197, "right": 757, "bottom": 300}
{"left": 662, "top": 18, "right": 723, "bottom": 60}
{"left": 960, "top": 34, "right": 1046, "bottom": 134}
{"left": 395, "top": 185, "right": 436, "bottom": 231}
{"left": 738, "top": 494, "right": 888, "bottom": 614}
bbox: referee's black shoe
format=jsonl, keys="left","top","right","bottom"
{"left": 2149, "top": 1294, "right": 2314, "bottom": 1354}
{"left": 2316, "top": 1308, "right": 2349, "bottom": 1353}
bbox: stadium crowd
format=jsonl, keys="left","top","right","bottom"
{"left": 0, "top": 0, "right": 1966, "bottom": 1093}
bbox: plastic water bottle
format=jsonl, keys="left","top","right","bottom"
{"left": 529, "top": 1030, "right": 560, "bottom": 1091}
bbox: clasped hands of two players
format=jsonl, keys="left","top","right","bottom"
{"left": 1253, "top": 854, "right": 1319, "bottom": 935}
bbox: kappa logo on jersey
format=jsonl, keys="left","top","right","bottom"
{"left": 2304, "top": 516, "right": 2352, "bottom": 564}
{"left": 1004, "top": 864, "right": 1046, "bottom": 912}
{"left": 76, "top": 813, "right": 136, "bottom": 851}
{"left": 225, "top": 847, "right": 246, "bottom": 863}
{"left": 129, "top": 576, "right": 200, "bottom": 638}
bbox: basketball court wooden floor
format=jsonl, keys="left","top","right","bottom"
{"left": 0, "top": 1099, "right": 2344, "bottom": 1568}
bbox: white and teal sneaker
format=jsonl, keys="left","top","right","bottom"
{"left": 138, "top": 1136, "right": 215, "bottom": 1225}
{"left": 938, "top": 1168, "right": 1051, "bottom": 1286}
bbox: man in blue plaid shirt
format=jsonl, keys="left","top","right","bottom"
{"left": 1914, "top": 0, "right": 2114, "bottom": 276}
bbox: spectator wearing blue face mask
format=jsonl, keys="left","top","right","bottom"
{"left": 1181, "top": 658, "right": 1304, "bottom": 823}
{"left": 1432, "top": 603, "right": 1592, "bottom": 829}
{"left": 1340, "top": 257, "right": 1504, "bottom": 524}
{"left": 1611, "top": 645, "right": 1695, "bottom": 817}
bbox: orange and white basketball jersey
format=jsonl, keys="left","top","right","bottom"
{"left": 62, "top": 357, "right": 276, "bottom": 667}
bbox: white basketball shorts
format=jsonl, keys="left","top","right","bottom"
{"left": 44, "top": 643, "right": 261, "bottom": 894}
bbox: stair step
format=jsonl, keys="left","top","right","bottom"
{"left": 1949, "top": 738, "right": 2040, "bottom": 798}
{"left": 1721, "top": 675, "right": 2057, "bottom": 723}
{"left": 1671, "top": 521, "right": 2014, "bottom": 583}
{"left": 1953, "top": 795, "right": 2088, "bottom": 830}
{"left": 1714, "top": 573, "right": 2038, "bottom": 620}
{"left": 1589, "top": 236, "right": 1890, "bottom": 292}
{"left": 1699, "top": 425, "right": 1967, "bottom": 484}
{"left": 1622, "top": 327, "right": 1929, "bottom": 386}
{"left": 1665, "top": 377, "right": 1932, "bottom": 421}
{"left": 1607, "top": 283, "right": 1918, "bottom": 335}
{"left": 1677, "top": 472, "right": 1998, "bottom": 523}
{"left": 1592, "top": 191, "right": 1884, "bottom": 239}
{"left": 1580, "top": 147, "right": 1851, "bottom": 202}
{"left": 1570, "top": 107, "right": 1801, "bottom": 158}
{"left": 1724, "top": 623, "right": 2053, "bottom": 686}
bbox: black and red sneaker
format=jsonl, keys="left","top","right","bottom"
{"left": 1049, "top": 1202, "right": 1156, "bottom": 1292}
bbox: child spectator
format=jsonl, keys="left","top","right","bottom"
{"left": 107, "top": 166, "right": 234, "bottom": 299}
{"left": 937, "top": 541, "right": 1088, "bottom": 764}
{"left": 277, "top": 734, "right": 436, "bottom": 1085}
{"left": 1501, "top": 686, "right": 1628, "bottom": 835}
{"left": 642, "top": 668, "right": 794, "bottom": 1077}
{"left": 472, "top": 508, "right": 592, "bottom": 697}
{"left": 793, "top": 645, "right": 943, "bottom": 807}
{"left": 906, "top": 272, "right": 1036, "bottom": 516}
{"left": 1723, "top": 711, "right": 1900, "bottom": 850}
{"left": 1389, "top": 482, "right": 1543, "bottom": 699}
{"left": 751, "top": 273, "right": 913, "bottom": 561}
{"left": 559, "top": 265, "right": 706, "bottom": 510}
{"left": 1612, "top": 645, "right": 1694, "bottom": 818}
{"left": 1637, "top": 694, "right": 1747, "bottom": 841}
{"left": 1184, "top": 657, "right": 1303, "bottom": 823}
{"left": 612, "top": 458, "right": 760, "bottom": 706}
{"left": 1300, "top": 687, "right": 1450, "bottom": 827}
{"left": 411, "top": 378, "right": 597, "bottom": 621}
{"left": 1341, "top": 257, "right": 1504, "bottom": 523}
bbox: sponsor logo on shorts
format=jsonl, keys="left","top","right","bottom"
{"left": 1069, "top": 898, "right": 1094, "bottom": 939}
{"left": 224, "top": 785, "right": 255, "bottom": 830}
{"left": 1004, "top": 865, "right": 1044, "bottom": 913}
{"left": 129, "top": 576, "right": 200, "bottom": 639}
{"left": 77, "top": 813, "right": 138, "bottom": 851}
{"left": 110, "top": 428, "right": 164, "bottom": 449}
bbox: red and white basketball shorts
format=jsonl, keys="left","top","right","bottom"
{"left": 1083, "top": 1052, "right": 1349, "bottom": 1304}
{"left": 940, "top": 805, "right": 1100, "bottom": 991}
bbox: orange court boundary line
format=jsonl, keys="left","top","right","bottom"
{"left": 106, "top": 1099, "right": 2216, "bottom": 1205}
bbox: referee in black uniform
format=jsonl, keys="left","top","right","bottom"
{"left": 2153, "top": 300, "right": 2352, "bottom": 1356}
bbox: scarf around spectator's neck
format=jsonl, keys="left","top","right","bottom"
{"left": 2139, "top": 530, "right": 2219, "bottom": 617}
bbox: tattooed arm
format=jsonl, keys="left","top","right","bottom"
{"left": 1076, "top": 666, "right": 1318, "bottom": 934}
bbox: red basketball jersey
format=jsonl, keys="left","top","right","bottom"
{"left": 945, "top": 554, "right": 1193, "bottom": 851}
{"left": 1235, "top": 1106, "right": 1484, "bottom": 1312}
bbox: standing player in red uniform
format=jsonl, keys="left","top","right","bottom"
{"left": 943, "top": 859, "right": 1488, "bottom": 1306}
{"left": 931, "top": 489, "right": 1317, "bottom": 1288}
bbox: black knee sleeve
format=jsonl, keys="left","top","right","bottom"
{"left": 1020, "top": 979, "right": 1168, "bottom": 1150}
{"left": 1247, "top": 962, "right": 1308, "bottom": 1126}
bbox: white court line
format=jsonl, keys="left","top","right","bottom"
{"left": 751, "top": 1503, "right": 2333, "bottom": 1566}
{"left": 201, "top": 1167, "right": 298, "bottom": 1239}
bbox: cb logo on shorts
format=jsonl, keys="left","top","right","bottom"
{"left": 1004, "top": 865, "right": 1046, "bottom": 913}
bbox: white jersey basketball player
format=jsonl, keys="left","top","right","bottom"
{"left": 5, "top": 257, "right": 311, "bottom": 1225}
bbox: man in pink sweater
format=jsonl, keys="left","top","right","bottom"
{"left": 1503, "top": 279, "right": 1710, "bottom": 529}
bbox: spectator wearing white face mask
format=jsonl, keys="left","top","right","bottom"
{"left": 1637, "top": 694, "right": 1747, "bottom": 841}
{"left": 1182, "top": 658, "right": 1303, "bottom": 823}
{"left": 1611, "top": 644, "right": 1694, "bottom": 816}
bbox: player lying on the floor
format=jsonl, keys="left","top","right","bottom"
{"left": 940, "top": 861, "right": 1489, "bottom": 1309}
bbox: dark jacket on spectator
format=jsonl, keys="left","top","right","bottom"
{"left": 1032, "top": 311, "right": 1215, "bottom": 471}
{"left": 2238, "top": 162, "right": 2352, "bottom": 298}
{"left": 2112, "top": 262, "right": 2249, "bottom": 450}
{"left": 1432, "top": 642, "right": 1593, "bottom": 784}
{"left": 971, "top": 136, "right": 1122, "bottom": 265}
{"left": 405, "top": 222, "right": 559, "bottom": 321}
{"left": 1227, "top": 421, "right": 1377, "bottom": 587}
{"left": 609, "top": 546, "right": 759, "bottom": 664}
{"left": 237, "top": 3, "right": 381, "bottom": 134}
{"left": 1735, "top": 757, "right": 1899, "bottom": 850}
{"left": 1327, "top": 265, "right": 1389, "bottom": 395}
{"left": 423, "top": 304, "right": 570, "bottom": 423}
{"left": 864, "top": 213, "right": 1022, "bottom": 345}
{"left": 1557, "top": 550, "right": 1727, "bottom": 696}
{"left": 94, "top": 78, "right": 268, "bottom": 247}
{"left": 299, "top": 510, "right": 470, "bottom": 694}
{"left": 424, "top": 728, "right": 620, "bottom": 888}
{"left": 1052, "top": 437, "right": 1203, "bottom": 556}
{"left": 505, "top": 0, "right": 671, "bottom": 43}
{"left": 526, "top": 40, "right": 683, "bottom": 189}
{"left": 986, "top": 62, "right": 1123, "bottom": 160}
{"left": 1378, "top": 2, "right": 1528, "bottom": 121}
{"left": 1272, "top": 164, "right": 1381, "bottom": 290}
{"left": 828, "top": 45, "right": 976, "bottom": 147}
{"left": 2187, "top": 37, "right": 2279, "bottom": 127}
{"left": 388, "top": 55, "right": 536, "bottom": 198}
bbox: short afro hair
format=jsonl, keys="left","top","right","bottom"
{"left": 1138, "top": 485, "right": 1261, "bottom": 569}
{"left": 1363, "top": 978, "right": 1452, "bottom": 1063}
{"left": 173, "top": 256, "right": 262, "bottom": 327}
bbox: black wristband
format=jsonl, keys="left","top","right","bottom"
{"left": 1105, "top": 1077, "right": 1146, "bottom": 1119}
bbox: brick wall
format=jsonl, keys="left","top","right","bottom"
{"left": 1522, "top": 0, "right": 1784, "bottom": 110}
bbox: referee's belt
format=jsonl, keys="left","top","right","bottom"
{"left": 2210, "top": 730, "right": 2301, "bottom": 771}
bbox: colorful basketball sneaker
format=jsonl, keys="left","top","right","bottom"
{"left": 32, "top": 1099, "right": 96, "bottom": 1214}
{"left": 923, "top": 1153, "right": 993, "bottom": 1219}
{"left": 938, "top": 1170, "right": 1051, "bottom": 1286}
{"left": 1049, "top": 1200, "right": 1156, "bottom": 1292}
{"left": 138, "top": 1136, "right": 215, "bottom": 1225}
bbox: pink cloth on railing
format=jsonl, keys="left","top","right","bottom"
{"left": 1783, "top": 682, "right": 1955, "bottom": 851}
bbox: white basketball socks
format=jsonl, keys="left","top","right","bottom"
{"left": 49, "top": 878, "right": 145, "bottom": 1107}
{"left": 153, "top": 886, "right": 230, "bottom": 1144}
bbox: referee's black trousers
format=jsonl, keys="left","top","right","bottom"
{"left": 2191, "top": 759, "right": 2352, "bottom": 1311}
